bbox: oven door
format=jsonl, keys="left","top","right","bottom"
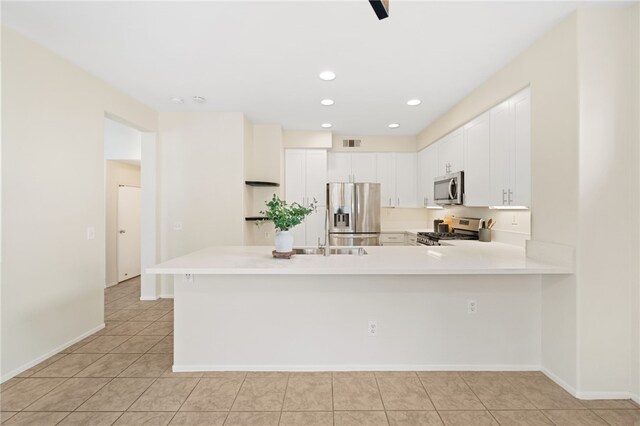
{"left": 434, "top": 172, "right": 464, "bottom": 205}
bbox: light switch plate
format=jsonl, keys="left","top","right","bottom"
{"left": 87, "top": 226, "right": 95, "bottom": 240}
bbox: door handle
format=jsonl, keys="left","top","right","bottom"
{"left": 119, "top": 230, "right": 126, "bottom": 234}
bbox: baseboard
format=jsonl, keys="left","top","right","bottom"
{"left": 159, "top": 294, "right": 174, "bottom": 299}
{"left": 542, "top": 367, "right": 639, "bottom": 401}
{"left": 173, "top": 364, "right": 541, "bottom": 373}
{"left": 105, "top": 281, "right": 118, "bottom": 288}
{"left": 1, "top": 323, "right": 105, "bottom": 383}
{"left": 140, "top": 296, "right": 159, "bottom": 301}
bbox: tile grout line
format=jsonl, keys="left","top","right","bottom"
{"left": 277, "top": 372, "right": 291, "bottom": 425}
{"left": 416, "top": 373, "right": 447, "bottom": 425}
{"left": 222, "top": 371, "right": 248, "bottom": 425}
{"left": 373, "top": 373, "right": 390, "bottom": 425}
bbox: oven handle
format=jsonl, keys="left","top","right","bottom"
{"left": 448, "top": 178, "right": 455, "bottom": 199}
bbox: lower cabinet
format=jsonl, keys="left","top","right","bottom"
{"left": 380, "top": 233, "right": 407, "bottom": 246}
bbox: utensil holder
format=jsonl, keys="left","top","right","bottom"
{"left": 479, "top": 228, "right": 491, "bottom": 242}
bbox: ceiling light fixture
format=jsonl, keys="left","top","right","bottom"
{"left": 388, "top": 123, "right": 400, "bottom": 129}
{"left": 321, "top": 123, "right": 333, "bottom": 128}
{"left": 319, "top": 71, "right": 336, "bottom": 81}
{"left": 320, "top": 99, "right": 335, "bottom": 106}
{"left": 407, "top": 99, "right": 422, "bottom": 106}
{"left": 192, "top": 96, "right": 206, "bottom": 103}
{"left": 171, "top": 97, "right": 184, "bottom": 104}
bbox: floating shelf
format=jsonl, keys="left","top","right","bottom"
{"left": 245, "top": 181, "right": 280, "bottom": 187}
{"left": 245, "top": 216, "right": 271, "bottom": 221}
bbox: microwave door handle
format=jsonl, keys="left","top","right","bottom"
{"left": 448, "top": 178, "right": 455, "bottom": 199}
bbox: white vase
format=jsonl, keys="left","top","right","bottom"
{"left": 274, "top": 230, "right": 294, "bottom": 253}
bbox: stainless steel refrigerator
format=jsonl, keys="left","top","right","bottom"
{"left": 327, "top": 182, "right": 381, "bottom": 246}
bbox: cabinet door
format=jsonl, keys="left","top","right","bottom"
{"left": 490, "top": 100, "right": 512, "bottom": 206}
{"left": 350, "top": 153, "right": 377, "bottom": 183}
{"left": 417, "top": 148, "right": 429, "bottom": 207}
{"left": 285, "top": 149, "right": 306, "bottom": 206}
{"left": 304, "top": 208, "right": 326, "bottom": 247}
{"left": 463, "top": 111, "right": 492, "bottom": 206}
{"left": 438, "top": 128, "right": 464, "bottom": 175}
{"left": 305, "top": 150, "right": 327, "bottom": 206}
{"left": 327, "top": 152, "right": 351, "bottom": 183}
{"left": 512, "top": 88, "right": 531, "bottom": 207}
{"left": 376, "top": 153, "right": 396, "bottom": 207}
{"left": 395, "top": 153, "right": 417, "bottom": 207}
{"left": 423, "top": 145, "right": 439, "bottom": 207}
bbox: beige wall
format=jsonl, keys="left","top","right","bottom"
{"left": 105, "top": 161, "right": 141, "bottom": 286}
{"left": 283, "top": 130, "right": 332, "bottom": 148}
{"left": 1, "top": 27, "right": 157, "bottom": 380}
{"left": 157, "top": 112, "right": 245, "bottom": 295}
{"left": 576, "top": 5, "right": 639, "bottom": 396}
{"left": 331, "top": 135, "right": 417, "bottom": 153}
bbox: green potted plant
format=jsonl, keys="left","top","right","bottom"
{"left": 258, "top": 195, "right": 317, "bottom": 253}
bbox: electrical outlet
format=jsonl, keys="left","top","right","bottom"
{"left": 86, "top": 226, "right": 95, "bottom": 240}
{"left": 367, "top": 320, "right": 378, "bottom": 337}
{"left": 512, "top": 214, "right": 518, "bottom": 226}
{"left": 174, "top": 222, "right": 183, "bottom": 231}
{"left": 264, "top": 232, "right": 271, "bottom": 238}
{"left": 467, "top": 300, "right": 478, "bottom": 314}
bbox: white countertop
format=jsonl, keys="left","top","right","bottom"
{"left": 148, "top": 242, "right": 572, "bottom": 276}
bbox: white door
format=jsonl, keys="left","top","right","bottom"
{"left": 117, "top": 185, "right": 141, "bottom": 282}
{"left": 395, "top": 153, "right": 417, "bottom": 207}
{"left": 285, "top": 149, "right": 306, "bottom": 206}
{"left": 463, "top": 111, "right": 492, "bottom": 206}
{"left": 350, "top": 153, "right": 377, "bottom": 182}
{"left": 512, "top": 88, "right": 531, "bottom": 207}
{"left": 490, "top": 100, "right": 512, "bottom": 206}
{"left": 327, "top": 152, "right": 352, "bottom": 183}
{"left": 376, "top": 153, "right": 396, "bottom": 207}
{"left": 438, "top": 129, "right": 464, "bottom": 175}
{"left": 305, "top": 150, "right": 327, "bottom": 206}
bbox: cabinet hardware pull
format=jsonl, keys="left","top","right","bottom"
{"left": 508, "top": 189, "right": 513, "bottom": 205}
{"left": 502, "top": 190, "right": 507, "bottom": 205}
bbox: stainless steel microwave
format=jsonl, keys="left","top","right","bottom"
{"left": 434, "top": 171, "right": 464, "bottom": 205}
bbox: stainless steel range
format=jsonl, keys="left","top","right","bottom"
{"left": 417, "top": 217, "right": 481, "bottom": 246}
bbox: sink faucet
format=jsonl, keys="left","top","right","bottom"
{"left": 318, "top": 208, "right": 331, "bottom": 256}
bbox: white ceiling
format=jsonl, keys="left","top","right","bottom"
{"left": 2, "top": 1, "right": 582, "bottom": 135}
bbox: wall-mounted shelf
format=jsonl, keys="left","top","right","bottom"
{"left": 245, "top": 216, "right": 271, "bottom": 221}
{"left": 245, "top": 181, "right": 280, "bottom": 187}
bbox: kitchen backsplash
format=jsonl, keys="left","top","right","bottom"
{"left": 381, "top": 207, "right": 431, "bottom": 230}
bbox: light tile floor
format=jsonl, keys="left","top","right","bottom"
{"left": 1, "top": 277, "right": 639, "bottom": 425}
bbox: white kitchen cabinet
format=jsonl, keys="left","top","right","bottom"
{"left": 375, "top": 153, "right": 417, "bottom": 207}
{"left": 327, "top": 152, "right": 376, "bottom": 183}
{"left": 350, "top": 153, "right": 377, "bottom": 182}
{"left": 417, "top": 144, "right": 439, "bottom": 207}
{"left": 376, "top": 153, "right": 396, "bottom": 207}
{"left": 437, "top": 128, "right": 464, "bottom": 176}
{"left": 463, "top": 111, "right": 492, "bottom": 206}
{"left": 395, "top": 153, "right": 417, "bottom": 207}
{"left": 285, "top": 149, "right": 328, "bottom": 245}
{"left": 490, "top": 87, "right": 531, "bottom": 207}
{"left": 380, "top": 233, "right": 406, "bottom": 246}
{"left": 327, "top": 152, "right": 351, "bottom": 182}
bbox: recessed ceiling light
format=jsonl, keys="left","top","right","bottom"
{"left": 407, "top": 99, "right": 422, "bottom": 106}
{"left": 319, "top": 71, "right": 336, "bottom": 81}
{"left": 388, "top": 123, "right": 400, "bottom": 129}
{"left": 171, "top": 97, "right": 184, "bottom": 104}
{"left": 321, "top": 123, "right": 333, "bottom": 128}
{"left": 193, "top": 96, "right": 206, "bottom": 103}
{"left": 320, "top": 99, "right": 335, "bottom": 106}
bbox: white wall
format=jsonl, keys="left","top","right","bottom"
{"left": 283, "top": 130, "right": 332, "bottom": 148}
{"left": 576, "top": 5, "right": 639, "bottom": 398}
{"left": 104, "top": 117, "right": 142, "bottom": 161}
{"left": 158, "top": 112, "right": 246, "bottom": 296}
{"left": 1, "top": 27, "right": 157, "bottom": 380}
{"left": 105, "top": 161, "right": 141, "bottom": 287}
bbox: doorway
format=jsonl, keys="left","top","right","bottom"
{"left": 117, "top": 185, "right": 141, "bottom": 282}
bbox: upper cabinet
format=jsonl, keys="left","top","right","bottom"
{"left": 375, "top": 153, "right": 417, "bottom": 208}
{"left": 463, "top": 111, "right": 492, "bottom": 206}
{"left": 327, "top": 152, "right": 376, "bottom": 183}
{"left": 437, "top": 128, "right": 464, "bottom": 176}
{"left": 490, "top": 87, "right": 531, "bottom": 207}
{"left": 417, "top": 144, "right": 439, "bottom": 207}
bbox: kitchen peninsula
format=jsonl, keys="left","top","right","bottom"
{"left": 149, "top": 243, "right": 571, "bottom": 373}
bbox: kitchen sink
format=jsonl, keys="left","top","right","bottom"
{"left": 292, "top": 247, "right": 367, "bottom": 256}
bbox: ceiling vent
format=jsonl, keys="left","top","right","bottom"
{"left": 342, "top": 139, "right": 361, "bottom": 148}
